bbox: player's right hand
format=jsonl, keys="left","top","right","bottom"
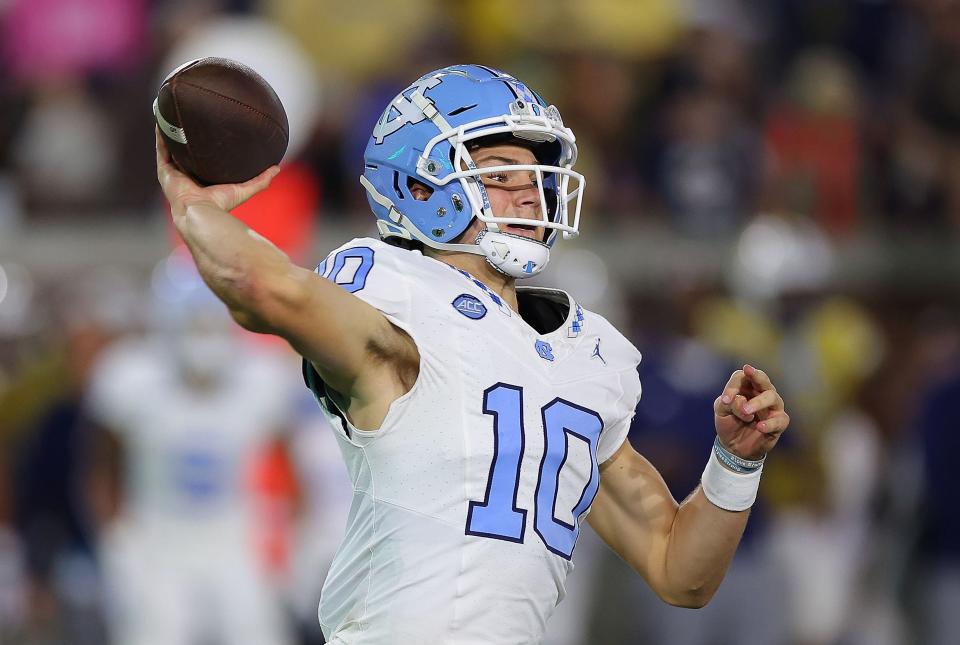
{"left": 155, "top": 127, "right": 279, "bottom": 221}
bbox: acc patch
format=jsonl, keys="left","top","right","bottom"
{"left": 452, "top": 294, "right": 487, "bottom": 320}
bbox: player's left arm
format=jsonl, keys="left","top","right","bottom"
{"left": 587, "top": 364, "right": 789, "bottom": 608}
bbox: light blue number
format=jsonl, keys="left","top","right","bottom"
{"left": 465, "top": 384, "right": 603, "bottom": 559}
{"left": 317, "top": 247, "right": 375, "bottom": 293}
{"left": 535, "top": 399, "right": 603, "bottom": 559}
{"left": 465, "top": 384, "right": 527, "bottom": 543}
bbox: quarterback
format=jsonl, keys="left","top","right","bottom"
{"left": 155, "top": 65, "right": 790, "bottom": 644}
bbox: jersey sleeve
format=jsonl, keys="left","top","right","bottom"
{"left": 592, "top": 320, "right": 643, "bottom": 464}
{"left": 302, "top": 238, "right": 417, "bottom": 429}
{"left": 596, "top": 366, "right": 642, "bottom": 464}
{"left": 312, "top": 237, "right": 413, "bottom": 325}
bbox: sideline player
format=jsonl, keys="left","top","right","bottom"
{"left": 155, "top": 64, "right": 790, "bottom": 644}
{"left": 86, "top": 260, "right": 297, "bottom": 645}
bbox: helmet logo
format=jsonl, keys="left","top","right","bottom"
{"left": 372, "top": 76, "right": 442, "bottom": 144}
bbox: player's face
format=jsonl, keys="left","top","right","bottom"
{"left": 472, "top": 144, "right": 544, "bottom": 241}
{"left": 173, "top": 313, "right": 233, "bottom": 385}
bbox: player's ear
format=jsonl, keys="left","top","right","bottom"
{"left": 409, "top": 180, "right": 433, "bottom": 201}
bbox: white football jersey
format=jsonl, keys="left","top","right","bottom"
{"left": 305, "top": 238, "right": 642, "bottom": 645}
{"left": 86, "top": 338, "right": 294, "bottom": 534}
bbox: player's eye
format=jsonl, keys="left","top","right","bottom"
{"left": 480, "top": 173, "right": 511, "bottom": 188}
{"left": 483, "top": 172, "right": 539, "bottom": 187}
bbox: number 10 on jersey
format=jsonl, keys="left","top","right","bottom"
{"left": 466, "top": 383, "right": 603, "bottom": 560}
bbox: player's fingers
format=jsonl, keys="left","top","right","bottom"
{"left": 744, "top": 364, "right": 774, "bottom": 391}
{"left": 715, "top": 370, "right": 746, "bottom": 411}
{"left": 155, "top": 127, "right": 172, "bottom": 167}
{"left": 231, "top": 165, "right": 281, "bottom": 205}
{"left": 723, "top": 369, "right": 746, "bottom": 392}
{"left": 714, "top": 382, "right": 743, "bottom": 416}
{"left": 756, "top": 411, "right": 790, "bottom": 436}
{"left": 721, "top": 394, "right": 755, "bottom": 423}
{"left": 242, "top": 165, "right": 281, "bottom": 193}
{"left": 155, "top": 128, "right": 166, "bottom": 180}
{"left": 734, "top": 394, "right": 756, "bottom": 422}
{"left": 714, "top": 393, "right": 731, "bottom": 416}
{"left": 155, "top": 127, "right": 185, "bottom": 190}
{"left": 744, "top": 389, "right": 781, "bottom": 416}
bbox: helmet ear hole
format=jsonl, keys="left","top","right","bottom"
{"left": 392, "top": 171, "right": 404, "bottom": 199}
{"left": 407, "top": 178, "right": 434, "bottom": 201}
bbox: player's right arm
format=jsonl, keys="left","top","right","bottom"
{"left": 155, "top": 129, "right": 417, "bottom": 426}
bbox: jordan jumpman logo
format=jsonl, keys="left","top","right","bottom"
{"left": 592, "top": 338, "right": 606, "bottom": 365}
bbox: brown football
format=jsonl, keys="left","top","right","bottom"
{"left": 154, "top": 57, "right": 289, "bottom": 185}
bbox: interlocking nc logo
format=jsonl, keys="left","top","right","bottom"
{"left": 535, "top": 340, "right": 555, "bottom": 362}
{"left": 372, "top": 75, "right": 442, "bottom": 144}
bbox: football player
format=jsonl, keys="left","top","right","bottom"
{"left": 86, "top": 258, "right": 297, "bottom": 645}
{"left": 155, "top": 64, "right": 790, "bottom": 644}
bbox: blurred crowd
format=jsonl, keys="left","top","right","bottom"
{"left": 1, "top": 0, "right": 960, "bottom": 644}
{"left": 2, "top": 0, "right": 960, "bottom": 235}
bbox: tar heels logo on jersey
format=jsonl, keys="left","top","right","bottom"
{"left": 535, "top": 339, "right": 555, "bottom": 361}
{"left": 452, "top": 294, "right": 487, "bottom": 320}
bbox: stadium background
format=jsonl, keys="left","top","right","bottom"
{"left": 1, "top": 1, "right": 959, "bottom": 643}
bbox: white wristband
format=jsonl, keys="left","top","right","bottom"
{"left": 701, "top": 449, "right": 763, "bottom": 511}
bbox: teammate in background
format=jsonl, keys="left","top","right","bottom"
{"left": 85, "top": 256, "right": 297, "bottom": 645}
{"left": 155, "top": 64, "right": 790, "bottom": 644}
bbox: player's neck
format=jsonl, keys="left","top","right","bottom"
{"left": 429, "top": 250, "right": 518, "bottom": 310}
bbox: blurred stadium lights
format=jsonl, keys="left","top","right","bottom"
{"left": 150, "top": 251, "right": 199, "bottom": 304}
{"left": 540, "top": 247, "right": 611, "bottom": 305}
{"left": 0, "top": 262, "right": 35, "bottom": 336}
{"left": 149, "top": 251, "right": 226, "bottom": 315}
{"left": 731, "top": 214, "right": 834, "bottom": 301}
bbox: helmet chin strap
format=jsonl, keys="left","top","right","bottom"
{"left": 476, "top": 229, "right": 550, "bottom": 279}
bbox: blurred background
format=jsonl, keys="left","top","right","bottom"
{"left": 1, "top": 0, "right": 959, "bottom": 644}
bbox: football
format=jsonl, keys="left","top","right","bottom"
{"left": 153, "top": 57, "right": 289, "bottom": 185}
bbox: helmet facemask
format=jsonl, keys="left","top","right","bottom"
{"left": 417, "top": 102, "right": 585, "bottom": 277}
